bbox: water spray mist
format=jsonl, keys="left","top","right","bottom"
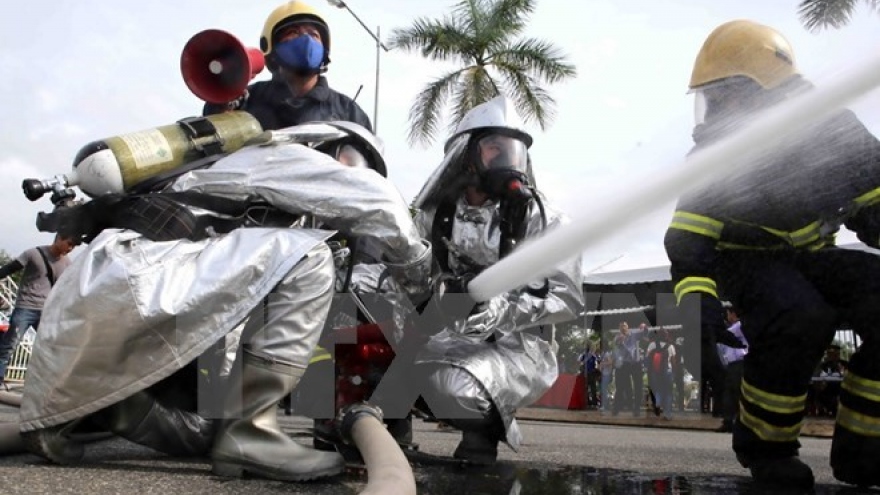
{"left": 468, "top": 54, "right": 880, "bottom": 301}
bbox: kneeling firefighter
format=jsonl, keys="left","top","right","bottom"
{"left": 17, "top": 116, "right": 431, "bottom": 483}
{"left": 665, "top": 20, "right": 880, "bottom": 489}
{"left": 380, "top": 96, "right": 584, "bottom": 464}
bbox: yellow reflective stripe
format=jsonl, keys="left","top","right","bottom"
{"left": 674, "top": 277, "right": 717, "bottom": 303}
{"left": 669, "top": 211, "right": 724, "bottom": 240}
{"left": 854, "top": 187, "right": 880, "bottom": 208}
{"left": 761, "top": 222, "right": 822, "bottom": 248}
{"left": 741, "top": 380, "right": 806, "bottom": 415}
{"left": 837, "top": 403, "right": 880, "bottom": 437}
{"left": 309, "top": 346, "right": 332, "bottom": 365}
{"left": 717, "top": 242, "right": 787, "bottom": 251}
{"left": 788, "top": 222, "right": 823, "bottom": 247}
{"left": 738, "top": 403, "right": 803, "bottom": 442}
{"left": 842, "top": 371, "right": 880, "bottom": 403}
{"left": 807, "top": 239, "right": 831, "bottom": 251}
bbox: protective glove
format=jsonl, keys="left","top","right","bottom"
{"left": 385, "top": 239, "right": 433, "bottom": 297}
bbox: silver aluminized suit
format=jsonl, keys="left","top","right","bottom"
{"left": 413, "top": 194, "right": 584, "bottom": 449}
{"left": 18, "top": 141, "right": 429, "bottom": 433}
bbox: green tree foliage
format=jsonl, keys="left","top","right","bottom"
{"left": 555, "top": 321, "right": 601, "bottom": 374}
{"left": 799, "top": 0, "right": 880, "bottom": 31}
{"left": 388, "top": 0, "right": 576, "bottom": 147}
{"left": 0, "top": 250, "right": 11, "bottom": 267}
{"left": 0, "top": 249, "right": 19, "bottom": 314}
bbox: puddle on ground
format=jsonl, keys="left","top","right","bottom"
{"left": 407, "top": 460, "right": 859, "bottom": 495}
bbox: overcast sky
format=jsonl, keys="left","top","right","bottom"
{"left": 2, "top": 1, "right": 880, "bottom": 274}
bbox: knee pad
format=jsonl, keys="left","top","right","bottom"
{"left": 422, "top": 364, "right": 494, "bottom": 426}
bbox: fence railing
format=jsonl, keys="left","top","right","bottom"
{"left": 0, "top": 278, "right": 17, "bottom": 314}
{"left": 3, "top": 327, "right": 35, "bottom": 384}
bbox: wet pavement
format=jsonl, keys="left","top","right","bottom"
{"left": 0, "top": 440, "right": 863, "bottom": 495}
{"left": 0, "top": 395, "right": 872, "bottom": 494}
{"left": 404, "top": 460, "right": 857, "bottom": 495}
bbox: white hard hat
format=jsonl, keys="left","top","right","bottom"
{"left": 443, "top": 95, "right": 533, "bottom": 152}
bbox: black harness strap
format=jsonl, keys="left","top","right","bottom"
{"left": 431, "top": 200, "right": 458, "bottom": 273}
{"left": 177, "top": 116, "right": 225, "bottom": 157}
{"left": 432, "top": 198, "right": 550, "bottom": 297}
{"left": 36, "top": 247, "right": 55, "bottom": 286}
{"left": 156, "top": 191, "right": 251, "bottom": 216}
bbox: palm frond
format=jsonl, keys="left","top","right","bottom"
{"left": 406, "top": 69, "right": 467, "bottom": 147}
{"left": 484, "top": 0, "right": 535, "bottom": 40}
{"left": 491, "top": 38, "right": 577, "bottom": 84}
{"left": 494, "top": 61, "right": 555, "bottom": 129}
{"left": 393, "top": 0, "right": 576, "bottom": 143}
{"left": 452, "top": 0, "right": 486, "bottom": 38}
{"left": 388, "top": 17, "right": 474, "bottom": 64}
{"left": 448, "top": 66, "right": 501, "bottom": 133}
{"left": 798, "top": 0, "right": 859, "bottom": 31}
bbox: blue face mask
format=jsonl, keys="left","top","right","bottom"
{"left": 274, "top": 35, "right": 325, "bottom": 74}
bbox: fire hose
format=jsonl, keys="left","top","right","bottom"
{"left": 338, "top": 402, "right": 416, "bottom": 495}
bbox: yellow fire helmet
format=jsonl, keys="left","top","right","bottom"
{"left": 259, "top": 1, "right": 331, "bottom": 66}
{"left": 689, "top": 19, "right": 798, "bottom": 90}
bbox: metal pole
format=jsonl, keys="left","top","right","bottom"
{"left": 374, "top": 26, "right": 380, "bottom": 132}
{"left": 327, "top": 2, "right": 389, "bottom": 133}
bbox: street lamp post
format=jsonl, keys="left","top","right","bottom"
{"left": 326, "top": 0, "right": 389, "bottom": 133}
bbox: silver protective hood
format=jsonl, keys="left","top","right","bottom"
{"left": 413, "top": 134, "right": 537, "bottom": 211}
{"left": 412, "top": 195, "right": 584, "bottom": 448}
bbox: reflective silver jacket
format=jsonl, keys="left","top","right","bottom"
{"left": 19, "top": 143, "right": 428, "bottom": 431}
{"left": 414, "top": 194, "right": 584, "bottom": 447}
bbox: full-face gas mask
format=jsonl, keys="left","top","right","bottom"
{"left": 470, "top": 132, "right": 532, "bottom": 202}
{"left": 692, "top": 77, "right": 765, "bottom": 126}
{"left": 691, "top": 77, "right": 771, "bottom": 146}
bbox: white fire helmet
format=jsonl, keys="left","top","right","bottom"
{"left": 415, "top": 96, "right": 536, "bottom": 209}
{"left": 444, "top": 95, "right": 533, "bottom": 153}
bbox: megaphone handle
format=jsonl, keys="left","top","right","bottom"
{"left": 226, "top": 89, "right": 250, "bottom": 111}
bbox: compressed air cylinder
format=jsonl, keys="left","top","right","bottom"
{"left": 68, "top": 111, "right": 263, "bottom": 197}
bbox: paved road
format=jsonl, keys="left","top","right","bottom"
{"left": 0, "top": 401, "right": 856, "bottom": 494}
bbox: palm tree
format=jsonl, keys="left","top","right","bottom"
{"left": 798, "top": 0, "right": 880, "bottom": 31}
{"left": 388, "top": 0, "right": 576, "bottom": 147}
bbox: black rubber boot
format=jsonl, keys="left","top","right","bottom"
{"left": 21, "top": 421, "right": 85, "bottom": 465}
{"left": 99, "top": 390, "right": 215, "bottom": 457}
{"left": 453, "top": 428, "right": 503, "bottom": 465}
{"left": 830, "top": 425, "right": 880, "bottom": 488}
{"left": 736, "top": 453, "right": 814, "bottom": 490}
{"left": 312, "top": 418, "right": 341, "bottom": 451}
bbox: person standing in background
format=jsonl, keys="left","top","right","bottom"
{"left": 0, "top": 233, "right": 79, "bottom": 387}
{"left": 716, "top": 306, "right": 748, "bottom": 432}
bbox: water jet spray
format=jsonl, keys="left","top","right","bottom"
{"left": 468, "top": 54, "right": 880, "bottom": 301}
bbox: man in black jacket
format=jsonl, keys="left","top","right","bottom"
{"left": 204, "top": 0, "right": 371, "bottom": 132}
{"left": 665, "top": 20, "right": 880, "bottom": 490}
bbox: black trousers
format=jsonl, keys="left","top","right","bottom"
{"left": 721, "top": 360, "right": 744, "bottom": 427}
{"left": 719, "top": 248, "right": 880, "bottom": 460}
{"left": 612, "top": 361, "right": 643, "bottom": 414}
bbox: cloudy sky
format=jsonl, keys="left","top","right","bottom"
{"left": 2, "top": 0, "right": 880, "bottom": 274}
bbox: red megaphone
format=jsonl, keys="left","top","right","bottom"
{"left": 180, "top": 29, "right": 265, "bottom": 104}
